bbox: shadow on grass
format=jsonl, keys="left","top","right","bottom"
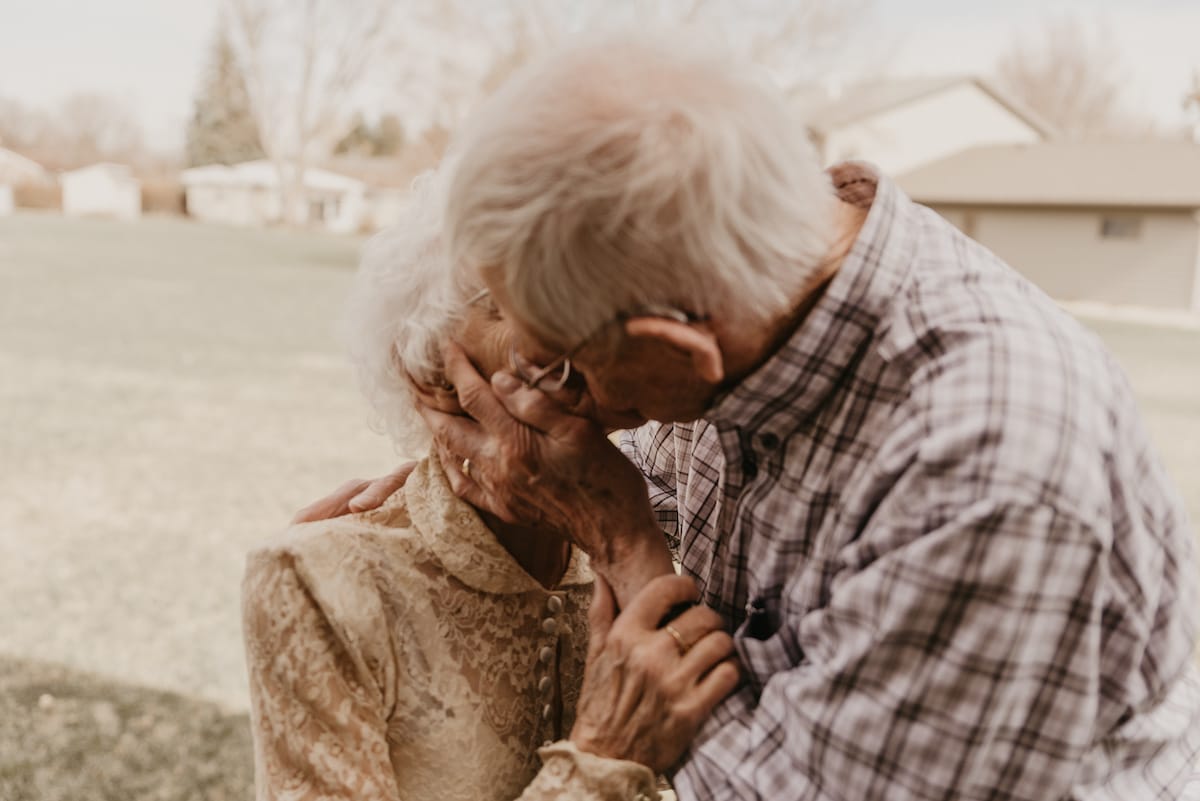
{"left": 0, "top": 655, "right": 253, "bottom": 801}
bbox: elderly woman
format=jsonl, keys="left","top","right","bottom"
{"left": 241, "top": 170, "right": 680, "bottom": 801}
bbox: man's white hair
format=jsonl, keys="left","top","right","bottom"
{"left": 345, "top": 167, "right": 472, "bottom": 456}
{"left": 445, "top": 33, "right": 836, "bottom": 348}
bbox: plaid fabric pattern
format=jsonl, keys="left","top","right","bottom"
{"left": 620, "top": 164, "right": 1200, "bottom": 800}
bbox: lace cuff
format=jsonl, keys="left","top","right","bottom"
{"left": 528, "top": 740, "right": 660, "bottom": 801}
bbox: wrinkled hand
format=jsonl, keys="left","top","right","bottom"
{"left": 290, "top": 462, "right": 417, "bottom": 524}
{"left": 571, "top": 574, "right": 741, "bottom": 774}
{"left": 418, "top": 341, "right": 675, "bottom": 605}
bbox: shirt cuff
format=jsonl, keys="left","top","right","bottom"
{"left": 537, "top": 740, "right": 660, "bottom": 801}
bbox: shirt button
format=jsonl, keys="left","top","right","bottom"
{"left": 541, "top": 703, "right": 553, "bottom": 720}
{"left": 760, "top": 432, "right": 780, "bottom": 450}
{"left": 539, "top": 646, "right": 554, "bottom": 664}
{"left": 541, "top": 618, "right": 559, "bottom": 635}
{"left": 538, "top": 676, "right": 553, "bottom": 695}
{"left": 546, "top": 595, "right": 563, "bottom": 614}
{"left": 742, "top": 456, "right": 758, "bottom": 479}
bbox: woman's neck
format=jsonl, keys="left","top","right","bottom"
{"left": 478, "top": 510, "right": 573, "bottom": 589}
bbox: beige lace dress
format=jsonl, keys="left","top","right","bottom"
{"left": 242, "top": 455, "right": 661, "bottom": 801}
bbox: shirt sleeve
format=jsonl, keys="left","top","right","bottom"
{"left": 242, "top": 547, "right": 402, "bottom": 801}
{"left": 674, "top": 493, "right": 1109, "bottom": 801}
{"left": 618, "top": 423, "right": 680, "bottom": 553}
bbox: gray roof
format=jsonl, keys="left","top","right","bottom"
{"left": 897, "top": 141, "right": 1200, "bottom": 209}
{"left": 791, "top": 76, "right": 1056, "bottom": 140}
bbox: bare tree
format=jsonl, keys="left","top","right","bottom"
{"left": 58, "top": 93, "right": 145, "bottom": 162}
{"left": 0, "top": 97, "right": 52, "bottom": 152}
{"left": 994, "top": 15, "right": 1133, "bottom": 139}
{"left": 388, "top": 0, "right": 877, "bottom": 143}
{"left": 1, "top": 93, "right": 145, "bottom": 169}
{"left": 1185, "top": 70, "right": 1200, "bottom": 143}
{"left": 224, "top": 0, "right": 394, "bottom": 224}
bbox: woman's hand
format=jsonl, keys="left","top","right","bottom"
{"left": 571, "top": 574, "right": 741, "bottom": 774}
{"left": 290, "top": 462, "right": 417, "bottom": 524}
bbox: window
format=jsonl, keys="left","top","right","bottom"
{"left": 1100, "top": 215, "right": 1143, "bottom": 239}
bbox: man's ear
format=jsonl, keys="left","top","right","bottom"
{"left": 623, "top": 317, "right": 725, "bottom": 384}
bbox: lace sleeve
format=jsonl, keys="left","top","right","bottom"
{"left": 242, "top": 547, "right": 402, "bottom": 801}
{"left": 516, "top": 741, "right": 662, "bottom": 801}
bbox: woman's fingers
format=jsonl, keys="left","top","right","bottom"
{"left": 661, "top": 603, "right": 724, "bottom": 653}
{"left": 347, "top": 462, "right": 416, "bottom": 512}
{"left": 442, "top": 341, "right": 515, "bottom": 431}
{"left": 618, "top": 574, "right": 702, "bottom": 632}
{"left": 290, "top": 478, "right": 370, "bottom": 524}
{"left": 491, "top": 371, "right": 586, "bottom": 437}
{"left": 411, "top": 382, "right": 465, "bottom": 415}
{"left": 679, "top": 657, "right": 741, "bottom": 720}
{"left": 676, "top": 629, "right": 736, "bottom": 681}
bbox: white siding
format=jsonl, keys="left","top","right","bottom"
{"left": 185, "top": 185, "right": 280, "bottom": 227}
{"left": 62, "top": 167, "right": 141, "bottom": 220}
{"left": 1192, "top": 211, "right": 1200, "bottom": 313}
{"left": 821, "top": 84, "right": 1042, "bottom": 174}
{"left": 0, "top": 185, "right": 13, "bottom": 216}
{"left": 932, "top": 205, "right": 1200, "bottom": 311}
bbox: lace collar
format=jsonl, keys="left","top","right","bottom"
{"left": 399, "top": 454, "right": 592, "bottom": 595}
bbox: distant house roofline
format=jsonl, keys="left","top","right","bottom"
{"left": 897, "top": 141, "right": 1200, "bottom": 209}
{"left": 180, "top": 159, "right": 364, "bottom": 193}
{"left": 792, "top": 75, "right": 1057, "bottom": 141}
{"left": 0, "top": 146, "right": 49, "bottom": 184}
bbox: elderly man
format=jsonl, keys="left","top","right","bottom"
{"left": 309, "top": 36, "right": 1200, "bottom": 800}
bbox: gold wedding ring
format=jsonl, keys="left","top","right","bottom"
{"left": 461, "top": 457, "right": 472, "bottom": 480}
{"left": 664, "top": 624, "right": 690, "bottom": 656}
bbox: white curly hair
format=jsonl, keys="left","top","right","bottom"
{"left": 344, "top": 166, "right": 477, "bottom": 457}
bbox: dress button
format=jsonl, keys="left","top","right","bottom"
{"left": 542, "top": 739, "right": 554, "bottom": 748}
{"left": 538, "top": 676, "right": 553, "bottom": 695}
{"left": 541, "top": 703, "right": 553, "bottom": 720}
{"left": 541, "top": 618, "right": 559, "bottom": 635}
{"left": 547, "top": 595, "right": 564, "bottom": 613}
{"left": 539, "top": 646, "right": 554, "bottom": 664}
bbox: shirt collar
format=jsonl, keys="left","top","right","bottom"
{"left": 399, "top": 453, "right": 592, "bottom": 594}
{"left": 706, "top": 162, "right": 919, "bottom": 440}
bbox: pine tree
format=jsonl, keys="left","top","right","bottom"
{"left": 185, "top": 25, "right": 265, "bottom": 167}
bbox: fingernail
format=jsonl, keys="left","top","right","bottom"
{"left": 492, "top": 372, "right": 520, "bottom": 393}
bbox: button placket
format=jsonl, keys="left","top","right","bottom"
{"left": 537, "top": 594, "right": 567, "bottom": 738}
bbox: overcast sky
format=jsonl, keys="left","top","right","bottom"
{"left": 1, "top": 0, "right": 1197, "bottom": 153}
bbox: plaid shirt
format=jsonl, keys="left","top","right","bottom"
{"left": 620, "top": 164, "right": 1200, "bottom": 800}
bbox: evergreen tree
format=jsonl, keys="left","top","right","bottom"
{"left": 185, "top": 25, "right": 265, "bottom": 166}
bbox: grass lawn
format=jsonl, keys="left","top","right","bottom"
{"left": 0, "top": 212, "right": 1197, "bottom": 799}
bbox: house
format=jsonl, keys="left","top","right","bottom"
{"left": 180, "top": 160, "right": 367, "bottom": 232}
{"left": 321, "top": 145, "right": 443, "bottom": 231}
{"left": 61, "top": 163, "right": 141, "bottom": 220}
{"left": 793, "top": 76, "right": 1055, "bottom": 175}
{"left": 0, "top": 147, "right": 48, "bottom": 216}
{"left": 898, "top": 141, "right": 1200, "bottom": 313}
